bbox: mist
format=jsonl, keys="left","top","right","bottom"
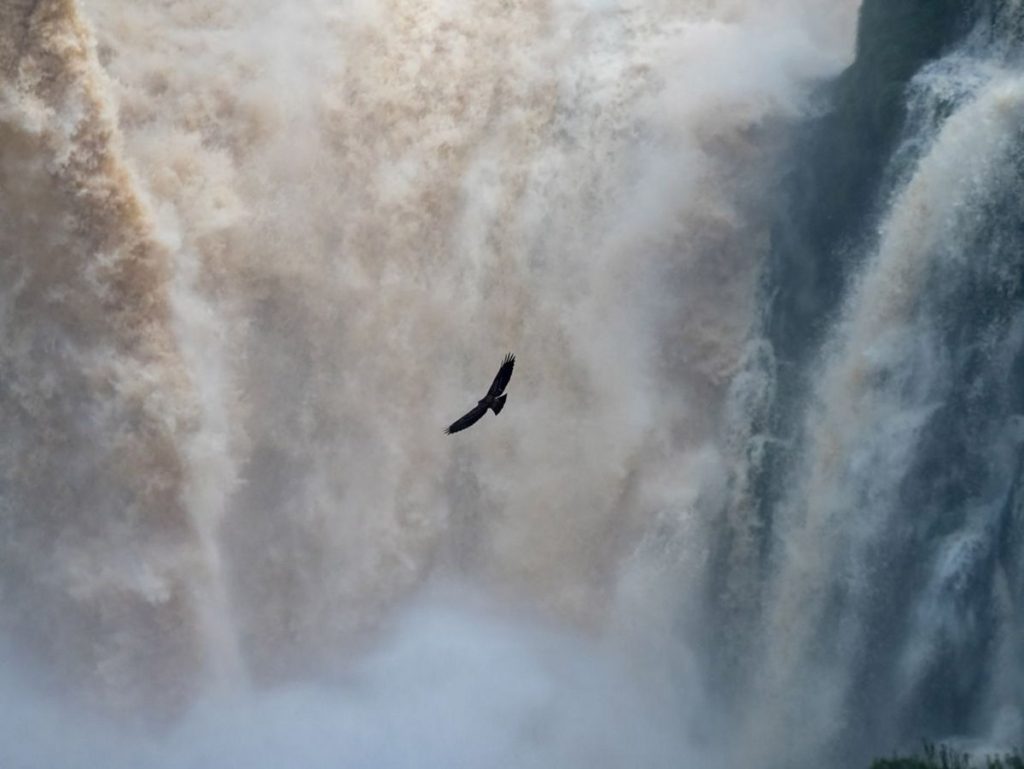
{"left": 0, "top": 586, "right": 707, "bottom": 768}
{"left": 0, "top": 0, "right": 881, "bottom": 765}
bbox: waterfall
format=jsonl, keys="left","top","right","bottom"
{"left": 1, "top": 0, "right": 1021, "bottom": 767}
{"left": 720, "top": 3, "right": 1024, "bottom": 765}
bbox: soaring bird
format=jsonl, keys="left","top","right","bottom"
{"left": 445, "top": 353, "right": 515, "bottom": 434}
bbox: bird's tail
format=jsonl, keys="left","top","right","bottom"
{"left": 491, "top": 394, "right": 507, "bottom": 415}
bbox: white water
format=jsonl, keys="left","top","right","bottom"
{"left": 0, "top": 0, "right": 862, "bottom": 765}
{"left": 746, "top": 61, "right": 1024, "bottom": 766}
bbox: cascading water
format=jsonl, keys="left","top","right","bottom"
{"left": 0, "top": 0, "right": 1021, "bottom": 767}
{"left": 706, "top": 2, "right": 1024, "bottom": 766}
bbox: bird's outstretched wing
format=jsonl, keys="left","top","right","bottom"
{"left": 445, "top": 403, "right": 489, "bottom": 434}
{"left": 486, "top": 353, "right": 515, "bottom": 398}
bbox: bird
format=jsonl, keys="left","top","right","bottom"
{"left": 445, "top": 353, "right": 515, "bottom": 434}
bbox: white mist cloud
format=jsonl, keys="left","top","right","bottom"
{"left": 0, "top": 589, "right": 701, "bottom": 769}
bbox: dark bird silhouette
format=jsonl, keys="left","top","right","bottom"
{"left": 445, "top": 353, "right": 515, "bottom": 434}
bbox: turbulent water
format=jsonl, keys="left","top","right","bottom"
{"left": 1, "top": 0, "right": 1022, "bottom": 767}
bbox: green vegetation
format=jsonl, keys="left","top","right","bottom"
{"left": 872, "top": 743, "right": 1024, "bottom": 769}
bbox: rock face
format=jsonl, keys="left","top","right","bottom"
{"left": 766, "top": 0, "right": 971, "bottom": 369}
